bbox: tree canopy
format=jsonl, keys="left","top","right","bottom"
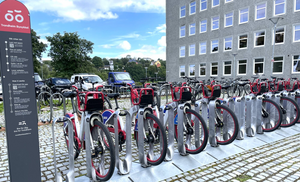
{"left": 31, "top": 29, "right": 47, "bottom": 72}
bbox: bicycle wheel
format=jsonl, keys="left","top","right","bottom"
{"left": 215, "top": 104, "right": 239, "bottom": 145}
{"left": 244, "top": 84, "right": 251, "bottom": 95}
{"left": 280, "top": 96, "right": 300, "bottom": 127}
{"left": 90, "top": 117, "right": 115, "bottom": 181}
{"left": 52, "top": 93, "right": 63, "bottom": 107}
{"left": 261, "top": 99, "right": 282, "bottom": 132}
{"left": 174, "top": 109, "right": 208, "bottom": 154}
{"left": 134, "top": 113, "right": 167, "bottom": 166}
{"left": 104, "top": 96, "right": 112, "bottom": 110}
{"left": 62, "top": 119, "right": 80, "bottom": 160}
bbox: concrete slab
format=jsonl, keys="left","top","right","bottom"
{"left": 233, "top": 136, "right": 267, "bottom": 150}
{"left": 255, "top": 131, "right": 284, "bottom": 143}
{"left": 171, "top": 152, "right": 203, "bottom": 172}
{"left": 204, "top": 143, "right": 244, "bottom": 160}
{"left": 190, "top": 152, "right": 217, "bottom": 166}
{"left": 276, "top": 127, "right": 299, "bottom": 137}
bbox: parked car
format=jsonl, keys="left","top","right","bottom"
{"left": 45, "top": 77, "right": 72, "bottom": 93}
{"left": 107, "top": 72, "right": 135, "bottom": 87}
{"left": 34, "top": 73, "right": 46, "bottom": 97}
{"left": 70, "top": 73, "right": 105, "bottom": 91}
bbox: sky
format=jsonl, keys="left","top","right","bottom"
{"left": 16, "top": 0, "right": 166, "bottom": 60}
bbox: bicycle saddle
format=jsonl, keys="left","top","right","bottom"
{"left": 62, "top": 91, "right": 77, "bottom": 98}
{"left": 107, "top": 93, "right": 120, "bottom": 99}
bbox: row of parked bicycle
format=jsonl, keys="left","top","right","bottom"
{"left": 50, "top": 75, "right": 300, "bottom": 181}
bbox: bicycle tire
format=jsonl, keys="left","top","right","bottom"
{"left": 90, "top": 117, "right": 115, "bottom": 181}
{"left": 215, "top": 104, "right": 239, "bottom": 145}
{"left": 104, "top": 96, "right": 112, "bottom": 110}
{"left": 174, "top": 109, "right": 208, "bottom": 154}
{"left": 261, "top": 98, "right": 282, "bottom": 132}
{"left": 280, "top": 96, "right": 300, "bottom": 127}
{"left": 63, "top": 120, "right": 80, "bottom": 160}
{"left": 134, "top": 113, "right": 167, "bottom": 166}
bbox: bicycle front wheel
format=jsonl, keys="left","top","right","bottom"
{"left": 280, "top": 96, "right": 300, "bottom": 127}
{"left": 215, "top": 104, "right": 239, "bottom": 145}
{"left": 90, "top": 117, "right": 115, "bottom": 181}
{"left": 261, "top": 99, "right": 282, "bottom": 132}
{"left": 174, "top": 109, "right": 208, "bottom": 154}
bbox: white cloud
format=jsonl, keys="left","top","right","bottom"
{"left": 39, "top": 38, "right": 50, "bottom": 45}
{"left": 148, "top": 24, "right": 166, "bottom": 35}
{"left": 157, "top": 36, "right": 166, "bottom": 47}
{"left": 21, "top": 0, "right": 165, "bottom": 21}
{"left": 119, "top": 44, "right": 166, "bottom": 60}
{"left": 101, "top": 44, "right": 112, "bottom": 49}
{"left": 118, "top": 41, "right": 131, "bottom": 50}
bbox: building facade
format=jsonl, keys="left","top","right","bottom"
{"left": 166, "top": 0, "right": 300, "bottom": 81}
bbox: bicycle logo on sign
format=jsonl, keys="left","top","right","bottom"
{"left": 5, "top": 10, "right": 24, "bottom": 23}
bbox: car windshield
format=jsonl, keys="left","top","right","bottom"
{"left": 83, "top": 76, "right": 103, "bottom": 83}
{"left": 114, "top": 73, "right": 132, "bottom": 81}
{"left": 52, "top": 78, "right": 71, "bottom": 84}
{"left": 34, "top": 74, "right": 42, "bottom": 82}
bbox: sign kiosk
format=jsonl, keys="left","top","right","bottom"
{"left": 0, "top": 0, "right": 41, "bottom": 181}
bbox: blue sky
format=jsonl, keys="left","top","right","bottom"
{"left": 16, "top": 0, "right": 166, "bottom": 60}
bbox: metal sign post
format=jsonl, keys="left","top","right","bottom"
{"left": 0, "top": 0, "right": 41, "bottom": 181}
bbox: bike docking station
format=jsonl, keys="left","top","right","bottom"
{"left": 246, "top": 94, "right": 264, "bottom": 136}
{"left": 263, "top": 93, "right": 282, "bottom": 129}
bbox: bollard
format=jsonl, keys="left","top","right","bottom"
{"left": 235, "top": 97, "right": 245, "bottom": 140}
{"left": 245, "top": 95, "right": 256, "bottom": 137}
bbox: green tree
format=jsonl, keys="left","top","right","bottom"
{"left": 103, "top": 58, "right": 109, "bottom": 65}
{"left": 31, "top": 29, "right": 47, "bottom": 72}
{"left": 46, "top": 32, "right": 95, "bottom": 78}
{"left": 92, "top": 56, "right": 103, "bottom": 70}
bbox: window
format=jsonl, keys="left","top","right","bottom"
{"left": 211, "top": 62, "right": 218, "bottom": 76}
{"left": 224, "top": 37, "right": 232, "bottom": 51}
{"left": 180, "top": 65, "right": 186, "bottom": 77}
{"left": 292, "top": 55, "right": 300, "bottom": 73}
{"left": 189, "top": 65, "right": 196, "bottom": 76}
{"left": 254, "top": 58, "right": 264, "bottom": 74}
{"left": 200, "top": 20, "right": 207, "bottom": 33}
{"left": 180, "top": 6, "right": 186, "bottom": 18}
{"left": 223, "top": 61, "right": 232, "bottom": 75}
{"left": 190, "top": 23, "right": 196, "bottom": 35}
{"left": 189, "top": 44, "right": 195, "bottom": 56}
{"left": 211, "top": 40, "right": 219, "bottom": 53}
{"left": 296, "top": 0, "right": 300, "bottom": 11}
{"left": 256, "top": 2, "right": 266, "bottom": 20}
{"left": 180, "top": 25, "right": 185, "bottom": 38}
{"left": 239, "top": 34, "right": 248, "bottom": 49}
{"left": 254, "top": 30, "right": 265, "bottom": 47}
{"left": 201, "top": 0, "right": 207, "bottom": 11}
{"left": 190, "top": 1, "right": 196, "bottom": 15}
{"left": 212, "top": 16, "right": 219, "bottom": 30}
{"left": 225, "top": 0, "right": 233, "bottom": 3}
{"left": 200, "top": 63, "right": 206, "bottom": 76}
{"left": 274, "top": 0, "right": 285, "bottom": 15}
{"left": 200, "top": 42, "right": 206, "bottom": 54}
{"left": 225, "top": 12, "right": 233, "bottom": 27}
{"left": 294, "top": 25, "right": 300, "bottom": 42}
{"left": 273, "top": 56, "right": 283, "bottom": 73}
{"left": 274, "top": 27, "right": 284, "bottom": 44}
{"left": 212, "top": 0, "right": 220, "bottom": 7}
{"left": 180, "top": 46, "right": 185, "bottom": 57}
{"left": 239, "top": 8, "right": 249, "bottom": 24}
{"left": 238, "top": 60, "right": 247, "bottom": 75}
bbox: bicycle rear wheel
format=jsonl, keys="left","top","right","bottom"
{"left": 261, "top": 99, "right": 282, "bottom": 132}
{"left": 174, "top": 109, "right": 208, "bottom": 154}
{"left": 215, "top": 104, "right": 239, "bottom": 145}
{"left": 90, "top": 117, "right": 115, "bottom": 181}
{"left": 63, "top": 118, "right": 80, "bottom": 160}
{"left": 280, "top": 96, "right": 300, "bottom": 127}
{"left": 134, "top": 113, "right": 167, "bottom": 166}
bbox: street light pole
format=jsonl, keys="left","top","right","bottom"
{"left": 269, "top": 17, "right": 283, "bottom": 75}
{"left": 155, "top": 72, "right": 158, "bottom": 81}
{"left": 145, "top": 67, "right": 148, "bottom": 78}
{"left": 232, "top": 53, "right": 238, "bottom": 80}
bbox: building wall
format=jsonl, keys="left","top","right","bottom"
{"left": 166, "top": 0, "right": 300, "bottom": 82}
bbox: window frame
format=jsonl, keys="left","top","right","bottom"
{"left": 190, "top": 1, "right": 196, "bottom": 15}
{"left": 189, "top": 44, "right": 196, "bottom": 56}
{"left": 224, "top": 11, "right": 234, "bottom": 28}
{"left": 211, "top": 15, "right": 220, "bottom": 31}
{"left": 180, "top": 5, "right": 186, "bottom": 18}
{"left": 225, "top": 0, "right": 234, "bottom": 3}
{"left": 200, "top": 19, "right": 207, "bottom": 33}
{"left": 211, "top": 62, "right": 219, "bottom": 76}
{"left": 223, "top": 60, "right": 232, "bottom": 76}
{"left": 272, "top": 26, "right": 285, "bottom": 45}
{"left": 272, "top": 56, "right": 284, "bottom": 74}
{"left": 199, "top": 63, "right": 206, "bottom": 77}
{"left": 293, "top": 24, "right": 300, "bottom": 42}
{"left": 179, "top": 65, "right": 186, "bottom": 77}
{"left": 212, "top": 0, "right": 220, "bottom": 8}
{"left": 199, "top": 41, "right": 207, "bottom": 55}
{"left": 211, "top": 39, "right": 219, "bottom": 53}
{"left": 238, "top": 34, "right": 248, "bottom": 49}
{"left": 180, "top": 46, "right": 186, "bottom": 58}
{"left": 224, "top": 36, "right": 233, "bottom": 52}
{"left": 200, "top": 0, "right": 207, "bottom": 11}
{"left": 254, "top": 30, "right": 266, "bottom": 48}
{"left": 295, "top": 0, "right": 300, "bottom": 12}
{"left": 189, "top": 23, "right": 196, "bottom": 36}
{"left": 189, "top": 64, "right": 196, "bottom": 77}
{"left": 253, "top": 58, "right": 265, "bottom": 75}
{"left": 239, "top": 7, "right": 249, "bottom": 24}
{"left": 292, "top": 55, "right": 300, "bottom": 74}
{"left": 180, "top": 25, "right": 186, "bottom": 38}
{"left": 274, "top": 0, "right": 286, "bottom": 16}
{"left": 237, "top": 59, "right": 247, "bottom": 75}
{"left": 255, "top": 2, "right": 267, "bottom": 21}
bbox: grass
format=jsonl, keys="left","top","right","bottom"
{"left": 235, "top": 175, "right": 252, "bottom": 182}
{"left": 0, "top": 102, "right": 3, "bottom": 113}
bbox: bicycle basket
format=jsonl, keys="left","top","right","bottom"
{"left": 212, "top": 85, "right": 221, "bottom": 98}
{"left": 259, "top": 85, "right": 268, "bottom": 94}
{"left": 85, "top": 99, "right": 104, "bottom": 111}
{"left": 131, "top": 88, "right": 154, "bottom": 105}
{"left": 171, "top": 86, "right": 192, "bottom": 102}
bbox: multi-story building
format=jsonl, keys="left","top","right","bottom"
{"left": 166, "top": 0, "right": 300, "bottom": 81}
